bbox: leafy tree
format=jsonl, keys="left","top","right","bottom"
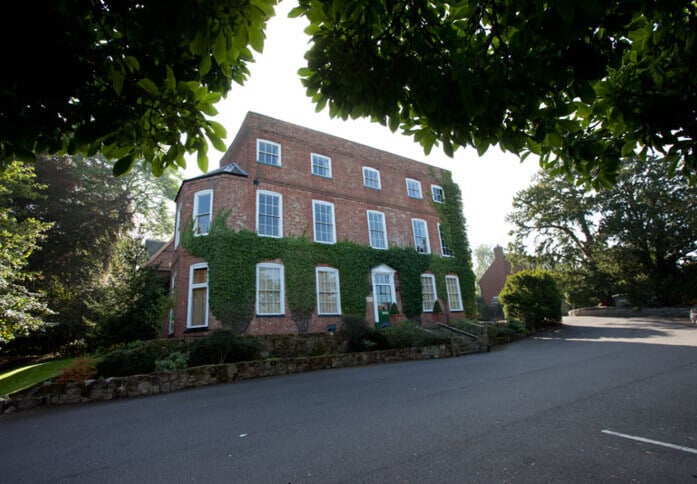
{"left": 600, "top": 157, "right": 697, "bottom": 305}
{"left": 499, "top": 269, "right": 562, "bottom": 331}
{"left": 88, "top": 238, "right": 170, "bottom": 347}
{"left": 0, "top": 162, "right": 53, "bottom": 344}
{"left": 294, "top": 1, "right": 697, "bottom": 184}
{"left": 3, "top": 2, "right": 694, "bottom": 186}
{"left": 0, "top": 0, "right": 277, "bottom": 175}
{"left": 506, "top": 171, "right": 614, "bottom": 306}
{"left": 473, "top": 244, "right": 494, "bottom": 282}
{"left": 7, "top": 155, "right": 177, "bottom": 351}
{"left": 507, "top": 157, "right": 697, "bottom": 307}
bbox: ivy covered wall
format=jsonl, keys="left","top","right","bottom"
{"left": 181, "top": 172, "right": 477, "bottom": 332}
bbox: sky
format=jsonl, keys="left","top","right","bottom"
{"left": 184, "top": 1, "right": 540, "bottom": 250}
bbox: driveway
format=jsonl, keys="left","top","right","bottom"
{"left": 1, "top": 316, "right": 696, "bottom": 482}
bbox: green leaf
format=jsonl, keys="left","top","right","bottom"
{"left": 111, "top": 67, "right": 124, "bottom": 96}
{"left": 165, "top": 66, "right": 176, "bottom": 91}
{"left": 112, "top": 153, "right": 135, "bottom": 176}
{"left": 137, "top": 78, "right": 160, "bottom": 96}
{"left": 124, "top": 56, "right": 140, "bottom": 72}
{"left": 208, "top": 133, "right": 227, "bottom": 152}
{"left": 207, "top": 120, "right": 227, "bottom": 139}
{"left": 288, "top": 6, "right": 305, "bottom": 18}
{"left": 199, "top": 54, "right": 212, "bottom": 76}
{"left": 248, "top": 26, "right": 264, "bottom": 53}
{"left": 214, "top": 31, "right": 227, "bottom": 66}
{"left": 197, "top": 148, "right": 209, "bottom": 173}
{"left": 621, "top": 139, "right": 636, "bottom": 157}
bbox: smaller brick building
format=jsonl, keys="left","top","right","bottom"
{"left": 149, "top": 112, "right": 472, "bottom": 336}
{"left": 478, "top": 246, "right": 512, "bottom": 303}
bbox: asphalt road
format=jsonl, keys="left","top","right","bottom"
{"left": 1, "top": 316, "right": 696, "bottom": 483}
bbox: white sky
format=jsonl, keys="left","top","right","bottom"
{"left": 184, "top": 1, "right": 540, "bottom": 250}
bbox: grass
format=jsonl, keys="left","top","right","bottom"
{"left": 0, "top": 358, "right": 77, "bottom": 396}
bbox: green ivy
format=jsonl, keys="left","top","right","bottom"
{"left": 431, "top": 170, "right": 478, "bottom": 317}
{"left": 182, "top": 196, "right": 476, "bottom": 331}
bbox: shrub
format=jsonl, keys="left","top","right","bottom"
{"left": 338, "top": 315, "right": 387, "bottom": 352}
{"left": 508, "top": 318, "right": 526, "bottom": 334}
{"left": 96, "top": 340, "right": 176, "bottom": 377}
{"left": 154, "top": 351, "right": 189, "bottom": 371}
{"left": 389, "top": 302, "right": 400, "bottom": 315}
{"left": 188, "top": 329, "right": 259, "bottom": 366}
{"left": 432, "top": 300, "right": 443, "bottom": 314}
{"left": 379, "top": 321, "right": 449, "bottom": 349}
{"left": 499, "top": 269, "right": 562, "bottom": 331}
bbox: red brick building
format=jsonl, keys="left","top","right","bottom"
{"left": 478, "top": 246, "right": 512, "bottom": 303}
{"left": 149, "top": 112, "right": 471, "bottom": 336}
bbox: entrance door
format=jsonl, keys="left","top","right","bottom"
{"left": 371, "top": 264, "right": 396, "bottom": 323}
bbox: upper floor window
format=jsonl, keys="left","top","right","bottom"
{"left": 363, "top": 167, "right": 381, "bottom": 190}
{"left": 256, "top": 263, "right": 285, "bottom": 315}
{"left": 174, "top": 204, "right": 182, "bottom": 248}
{"left": 367, "top": 210, "right": 387, "bottom": 249}
{"left": 431, "top": 185, "right": 445, "bottom": 203}
{"left": 406, "top": 178, "right": 423, "bottom": 199}
{"left": 257, "top": 190, "right": 282, "bottom": 238}
{"left": 311, "top": 153, "right": 332, "bottom": 178}
{"left": 193, "top": 189, "right": 213, "bottom": 236}
{"left": 421, "top": 274, "right": 437, "bottom": 312}
{"left": 313, "top": 200, "right": 336, "bottom": 244}
{"left": 446, "top": 275, "right": 463, "bottom": 311}
{"left": 187, "top": 263, "right": 209, "bottom": 328}
{"left": 316, "top": 267, "right": 341, "bottom": 315}
{"left": 257, "top": 139, "right": 281, "bottom": 166}
{"left": 412, "top": 219, "right": 431, "bottom": 254}
{"left": 438, "top": 223, "right": 453, "bottom": 257}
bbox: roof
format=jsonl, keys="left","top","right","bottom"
{"left": 175, "top": 162, "right": 248, "bottom": 201}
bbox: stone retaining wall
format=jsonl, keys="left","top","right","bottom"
{"left": 568, "top": 306, "right": 693, "bottom": 319}
{"left": 2, "top": 342, "right": 477, "bottom": 414}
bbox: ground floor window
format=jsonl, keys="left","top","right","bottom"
{"left": 421, "top": 274, "right": 437, "bottom": 312}
{"left": 446, "top": 275, "right": 463, "bottom": 311}
{"left": 316, "top": 267, "right": 341, "bottom": 315}
{"left": 169, "top": 270, "right": 177, "bottom": 334}
{"left": 187, "top": 264, "right": 209, "bottom": 328}
{"left": 256, "top": 263, "right": 285, "bottom": 315}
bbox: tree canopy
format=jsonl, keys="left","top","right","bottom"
{"left": 294, "top": 0, "right": 696, "bottom": 184}
{"left": 507, "top": 156, "right": 697, "bottom": 307}
{"left": 1, "top": 1, "right": 694, "bottom": 184}
{"left": 0, "top": 0, "right": 277, "bottom": 176}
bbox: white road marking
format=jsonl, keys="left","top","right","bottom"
{"left": 602, "top": 429, "right": 697, "bottom": 454}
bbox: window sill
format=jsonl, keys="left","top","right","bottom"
{"left": 255, "top": 314, "right": 286, "bottom": 318}
{"left": 185, "top": 326, "right": 209, "bottom": 333}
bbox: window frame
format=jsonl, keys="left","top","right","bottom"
{"left": 371, "top": 264, "right": 396, "bottom": 323}
{"left": 311, "top": 153, "right": 332, "bottom": 178}
{"left": 256, "top": 138, "right": 282, "bottom": 167}
{"left": 187, "top": 263, "right": 209, "bottom": 329}
{"left": 256, "top": 190, "right": 283, "bottom": 238}
{"left": 174, "top": 203, "right": 182, "bottom": 248}
{"left": 405, "top": 178, "right": 423, "bottom": 199}
{"left": 431, "top": 184, "right": 445, "bottom": 203}
{"left": 256, "top": 263, "right": 285, "bottom": 316}
{"left": 411, "top": 218, "right": 431, "bottom": 254}
{"left": 438, "top": 223, "right": 453, "bottom": 257}
{"left": 367, "top": 210, "right": 388, "bottom": 249}
{"left": 312, "top": 200, "right": 337, "bottom": 244}
{"left": 362, "top": 166, "right": 382, "bottom": 190}
{"left": 446, "top": 275, "right": 464, "bottom": 312}
{"left": 421, "top": 273, "right": 437, "bottom": 313}
{"left": 168, "top": 270, "right": 177, "bottom": 334}
{"left": 316, "top": 267, "right": 342, "bottom": 315}
{"left": 193, "top": 189, "right": 213, "bottom": 236}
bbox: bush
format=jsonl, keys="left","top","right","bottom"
{"left": 499, "top": 269, "right": 562, "bottom": 331}
{"left": 379, "top": 321, "right": 449, "bottom": 349}
{"left": 96, "top": 340, "right": 176, "bottom": 377}
{"left": 338, "top": 315, "right": 387, "bottom": 352}
{"left": 188, "top": 329, "right": 259, "bottom": 366}
{"left": 154, "top": 351, "right": 189, "bottom": 371}
{"left": 508, "top": 318, "right": 526, "bottom": 334}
